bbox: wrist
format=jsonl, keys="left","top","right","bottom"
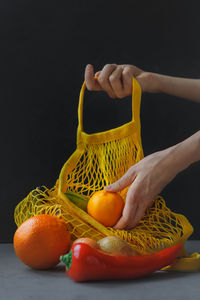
{"left": 166, "top": 132, "right": 200, "bottom": 175}
{"left": 142, "top": 72, "right": 163, "bottom": 93}
{"left": 151, "top": 73, "right": 163, "bottom": 93}
{"left": 166, "top": 143, "right": 188, "bottom": 176}
{"left": 158, "top": 145, "right": 183, "bottom": 179}
{"left": 151, "top": 73, "right": 175, "bottom": 94}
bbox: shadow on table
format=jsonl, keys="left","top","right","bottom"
{"left": 26, "top": 263, "right": 66, "bottom": 278}
{"left": 84, "top": 271, "right": 197, "bottom": 287}
{"left": 26, "top": 263, "right": 198, "bottom": 285}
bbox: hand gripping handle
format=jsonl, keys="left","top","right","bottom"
{"left": 77, "top": 76, "right": 142, "bottom": 146}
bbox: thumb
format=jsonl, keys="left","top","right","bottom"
{"left": 85, "top": 64, "right": 101, "bottom": 91}
{"left": 86, "top": 64, "right": 94, "bottom": 75}
{"left": 104, "top": 168, "right": 135, "bottom": 192}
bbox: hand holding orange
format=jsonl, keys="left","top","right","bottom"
{"left": 87, "top": 190, "right": 124, "bottom": 227}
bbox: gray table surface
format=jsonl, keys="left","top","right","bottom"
{"left": 0, "top": 241, "right": 200, "bottom": 300}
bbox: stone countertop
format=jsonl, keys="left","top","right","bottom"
{"left": 0, "top": 241, "right": 200, "bottom": 300}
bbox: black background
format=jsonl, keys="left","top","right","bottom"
{"left": 0, "top": 0, "right": 199, "bottom": 242}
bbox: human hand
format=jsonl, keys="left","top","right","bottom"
{"left": 84, "top": 63, "right": 160, "bottom": 98}
{"left": 104, "top": 146, "right": 180, "bottom": 230}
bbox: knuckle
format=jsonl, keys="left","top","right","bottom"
{"left": 122, "top": 70, "right": 131, "bottom": 78}
{"left": 122, "top": 66, "right": 132, "bottom": 76}
{"left": 98, "top": 76, "right": 106, "bottom": 85}
{"left": 104, "top": 64, "right": 111, "bottom": 69}
{"left": 109, "top": 75, "right": 116, "bottom": 83}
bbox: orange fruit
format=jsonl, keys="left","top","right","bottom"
{"left": 13, "top": 214, "right": 70, "bottom": 269}
{"left": 87, "top": 190, "right": 124, "bottom": 227}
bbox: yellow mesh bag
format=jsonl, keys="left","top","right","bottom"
{"left": 14, "top": 76, "right": 199, "bottom": 271}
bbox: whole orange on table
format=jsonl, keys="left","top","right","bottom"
{"left": 13, "top": 214, "right": 70, "bottom": 269}
{"left": 87, "top": 190, "right": 124, "bottom": 227}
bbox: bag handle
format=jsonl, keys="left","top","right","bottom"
{"left": 77, "top": 75, "right": 142, "bottom": 137}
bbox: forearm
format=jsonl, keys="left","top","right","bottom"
{"left": 152, "top": 73, "right": 200, "bottom": 103}
{"left": 167, "top": 131, "right": 200, "bottom": 175}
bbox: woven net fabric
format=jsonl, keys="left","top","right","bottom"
{"left": 14, "top": 76, "right": 194, "bottom": 259}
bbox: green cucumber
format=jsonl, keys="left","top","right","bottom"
{"left": 65, "top": 190, "right": 89, "bottom": 212}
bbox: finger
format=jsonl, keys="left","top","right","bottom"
{"left": 113, "top": 217, "right": 128, "bottom": 229}
{"left": 113, "top": 201, "right": 138, "bottom": 229}
{"left": 109, "top": 66, "right": 125, "bottom": 98}
{"left": 125, "top": 176, "right": 140, "bottom": 204}
{"left": 122, "top": 66, "right": 133, "bottom": 96}
{"left": 126, "top": 205, "right": 146, "bottom": 229}
{"left": 97, "top": 64, "right": 118, "bottom": 98}
{"left": 121, "top": 185, "right": 139, "bottom": 229}
{"left": 85, "top": 64, "right": 102, "bottom": 91}
{"left": 104, "top": 167, "right": 136, "bottom": 192}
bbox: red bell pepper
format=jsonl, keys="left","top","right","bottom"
{"left": 60, "top": 242, "right": 182, "bottom": 282}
